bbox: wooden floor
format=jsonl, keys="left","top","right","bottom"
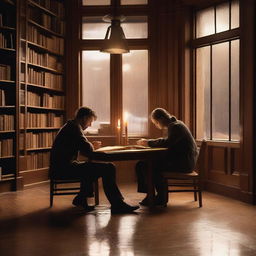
{"left": 0, "top": 182, "right": 256, "bottom": 256}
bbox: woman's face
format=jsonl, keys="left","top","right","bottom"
{"left": 151, "top": 118, "right": 163, "bottom": 129}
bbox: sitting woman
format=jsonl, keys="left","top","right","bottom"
{"left": 136, "top": 108, "right": 198, "bottom": 206}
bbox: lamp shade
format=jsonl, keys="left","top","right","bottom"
{"left": 100, "top": 19, "right": 129, "bottom": 54}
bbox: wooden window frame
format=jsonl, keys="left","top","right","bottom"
{"left": 192, "top": 0, "right": 240, "bottom": 142}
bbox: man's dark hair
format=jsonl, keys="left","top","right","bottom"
{"left": 151, "top": 108, "right": 172, "bottom": 121}
{"left": 75, "top": 107, "right": 97, "bottom": 120}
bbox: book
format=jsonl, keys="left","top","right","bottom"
{"left": 95, "top": 145, "right": 150, "bottom": 152}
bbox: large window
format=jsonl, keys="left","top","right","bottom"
{"left": 81, "top": 2, "right": 149, "bottom": 136}
{"left": 194, "top": 0, "right": 240, "bottom": 141}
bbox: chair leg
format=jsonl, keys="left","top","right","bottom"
{"left": 198, "top": 190, "right": 202, "bottom": 207}
{"left": 163, "top": 178, "right": 169, "bottom": 204}
{"left": 50, "top": 181, "right": 54, "bottom": 207}
{"left": 193, "top": 180, "right": 197, "bottom": 201}
{"left": 94, "top": 179, "right": 99, "bottom": 206}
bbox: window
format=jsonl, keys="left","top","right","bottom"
{"left": 80, "top": 3, "right": 149, "bottom": 136}
{"left": 194, "top": 0, "right": 240, "bottom": 141}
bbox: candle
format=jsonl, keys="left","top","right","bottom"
{"left": 117, "top": 119, "right": 121, "bottom": 145}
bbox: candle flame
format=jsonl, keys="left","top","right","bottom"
{"left": 124, "top": 111, "right": 129, "bottom": 123}
{"left": 117, "top": 119, "right": 121, "bottom": 128}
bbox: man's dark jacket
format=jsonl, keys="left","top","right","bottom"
{"left": 49, "top": 120, "right": 93, "bottom": 177}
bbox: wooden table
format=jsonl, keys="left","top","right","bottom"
{"left": 89, "top": 147, "right": 168, "bottom": 206}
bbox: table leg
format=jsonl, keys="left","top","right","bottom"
{"left": 146, "top": 160, "right": 155, "bottom": 206}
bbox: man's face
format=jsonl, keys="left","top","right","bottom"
{"left": 80, "top": 116, "right": 94, "bottom": 130}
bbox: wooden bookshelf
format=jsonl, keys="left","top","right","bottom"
{"left": 0, "top": 0, "right": 18, "bottom": 190}
{"left": 18, "top": 0, "right": 65, "bottom": 188}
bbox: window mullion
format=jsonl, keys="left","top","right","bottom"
{"left": 110, "top": 54, "right": 123, "bottom": 134}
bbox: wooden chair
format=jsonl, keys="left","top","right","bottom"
{"left": 50, "top": 178, "right": 99, "bottom": 207}
{"left": 162, "top": 140, "right": 206, "bottom": 207}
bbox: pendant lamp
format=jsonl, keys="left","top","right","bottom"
{"left": 100, "top": 14, "right": 129, "bottom": 54}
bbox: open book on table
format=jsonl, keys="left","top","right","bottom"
{"left": 95, "top": 145, "right": 151, "bottom": 152}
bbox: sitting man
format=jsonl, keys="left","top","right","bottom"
{"left": 136, "top": 108, "right": 198, "bottom": 206}
{"left": 50, "top": 106, "right": 139, "bottom": 213}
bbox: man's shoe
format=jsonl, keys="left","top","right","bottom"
{"left": 139, "top": 196, "right": 167, "bottom": 207}
{"left": 72, "top": 196, "right": 95, "bottom": 212}
{"left": 111, "top": 202, "right": 139, "bottom": 214}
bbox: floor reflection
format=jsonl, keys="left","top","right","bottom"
{"left": 85, "top": 207, "right": 137, "bottom": 256}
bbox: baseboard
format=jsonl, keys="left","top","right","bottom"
{"left": 205, "top": 180, "right": 254, "bottom": 204}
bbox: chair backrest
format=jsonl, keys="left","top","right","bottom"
{"left": 195, "top": 140, "right": 207, "bottom": 173}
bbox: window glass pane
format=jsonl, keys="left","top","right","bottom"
{"left": 122, "top": 50, "right": 148, "bottom": 136}
{"left": 82, "top": 0, "right": 110, "bottom": 5}
{"left": 216, "top": 2, "right": 230, "bottom": 33}
{"left": 82, "top": 51, "right": 110, "bottom": 134}
{"left": 122, "top": 16, "right": 148, "bottom": 39}
{"left": 121, "top": 0, "right": 147, "bottom": 5}
{"left": 82, "top": 17, "right": 109, "bottom": 39}
{"left": 231, "top": 0, "right": 239, "bottom": 29}
{"left": 196, "top": 7, "right": 215, "bottom": 38}
{"left": 231, "top": 40, "right": 240, "bottom": 141}
{"left": 196, "top": 46, "right": 211, "bottom": 140}
{"left": 212, "top": 42, "right": 229, "bottom": 140}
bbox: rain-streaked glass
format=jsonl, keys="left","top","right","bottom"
{"left": 82, "top": 51, "right": 110, "bottom": 134}
{"left": 122, "top": 50, "right": 148, "bottom": 136}
{"left": 82, "top": 17, "right": 109, "bottom": 39}
{"left": 231, "top": 0, "right": 239, "bottom": 29}
{"left": 196, "top": 46, "right": 211, "bottom": 140}
{"left": 231, "top": 40, "right": 240, "bottom": 141}
{"left": 212, "top": 42, "right": 229, "bottom": 140}
{"left": 216, "top": 2, "right": 229, "bottom": 33}
{"left": 196, "top": 7, "right": 215, "bottom": 38}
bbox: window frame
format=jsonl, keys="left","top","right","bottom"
{"left": 192, "top": 0, "right": 240, "bottom": 142}
{"left": 79, "top": 0, "right": 150, "bottom": 137}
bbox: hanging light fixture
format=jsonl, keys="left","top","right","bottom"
{"left": 100, "top": 3, "right": 129, "bottom": 54}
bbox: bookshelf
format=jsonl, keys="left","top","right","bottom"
{"left": 0, "top": 0, "right": 17, "bottom": 190}
{"left": 18, "top": 0, "right": 65, "bottom": 187}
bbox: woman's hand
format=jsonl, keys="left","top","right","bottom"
{"left": 136, "top": 138, "right": 148, "bottom": 147}
{"left": 92, "top": 141, "right": 102, "bottom": 150}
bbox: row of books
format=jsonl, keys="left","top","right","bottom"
{"left": 20, "top": 112, "right": 63, "bottom": 128}
{"left": 29, "top": 8, "right": 65, "bottom": 35}
{"left": 0, "top": 64, "right": 11, "bottom": 80}
{"left": 0, "top": 114, "right": 14, "bottom": 131}
{"left": 28, "top": 25, "right": 64, "bottom": 55}
{"left": 0, "top": 138, "right": 13, "bottom": 157}
{"left": 27, "top": 91, "right": 64, "bottom": 108}
{"left": 28, "top": 48, "right": 63, "bottom": 71}
{"left": 27, "top": 67, "right": 63, "bottom": 90}
{"left": 24, "top": 131, "right": 57, "bottom": 149}
{"left": 31, "top": 0, "right": 65, "bottom": 18}
{"left": 0, "top": 32, "right": 14, "bottom": 49}
{"left": 24, "top": 151, "right": 50, "bottom": 170}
